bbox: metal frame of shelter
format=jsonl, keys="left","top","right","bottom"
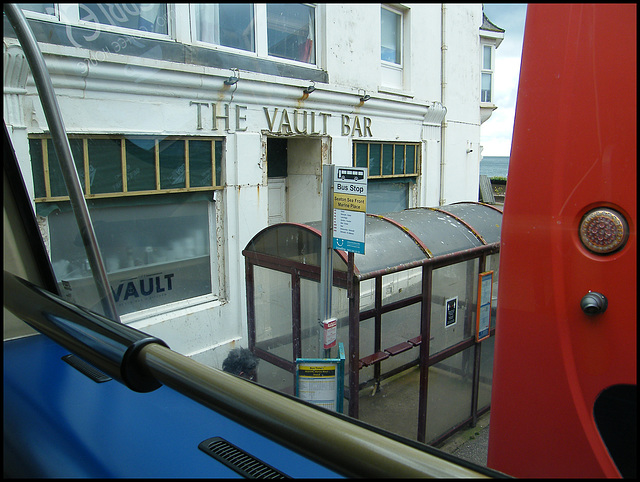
{"left": 243, "top": 202, "right": 502, "bottom": 444}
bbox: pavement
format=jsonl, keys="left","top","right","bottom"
{"left": 436, "top": 411, "right": 491, "bottom": 467}
{"left": 356, "top": 364, "right": 494, "bottom": 469}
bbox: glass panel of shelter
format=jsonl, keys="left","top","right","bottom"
{"left": 244, "top": 205, "right": 501, "bottom": 442}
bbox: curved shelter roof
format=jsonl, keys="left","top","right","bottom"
{"left": 243, "top": 202, "right": 502, "bottom": 279}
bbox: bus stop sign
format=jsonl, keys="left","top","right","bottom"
{"left": 333, "top": 168, "right": 367, "bottom": 254}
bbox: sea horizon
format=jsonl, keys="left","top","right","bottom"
{"left": 480, "top": 155, "right": 509, "bottom": 178}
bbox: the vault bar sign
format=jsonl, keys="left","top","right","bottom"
{"left": 333, "top": 167, "right": 367, "bottom": 254}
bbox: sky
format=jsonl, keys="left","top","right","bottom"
{"left": 480, "top": 4, "right": 528, "bottom": 157}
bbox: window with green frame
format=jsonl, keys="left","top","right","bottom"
{"left": 353, "top": 141, "right": 420, "bottom": 214}
{"left": 28, "top": 134, "right": 224, "bottom": 318}
{"left": 353, "top": 141, "right": 419, "bottom": 179}
{"left": 29, "top": 135, "right": 223, "bottom": 202}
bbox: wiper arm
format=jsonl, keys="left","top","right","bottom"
{"left": 4, "top": 3, "right": 120, "bottom": 321}
{"left": 4, "top": 271, "right": 163, "bottom": 391}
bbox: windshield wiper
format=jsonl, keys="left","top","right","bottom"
{"left": 4, "top": 3, "right": 120, "bottom": 321}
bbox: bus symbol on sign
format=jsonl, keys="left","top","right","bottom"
{"left": 337, "top": 168, "right": 364, "bottom": 181}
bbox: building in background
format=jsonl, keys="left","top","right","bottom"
{"left": 3, "top": 4, "right": 503, "bottom": 367}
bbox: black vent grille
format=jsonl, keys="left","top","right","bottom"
{"left": 62, "top": 354, "right": 112, "bottom": 383}
{"left": 198, "top": 437, "right": 289, "bottom": 478}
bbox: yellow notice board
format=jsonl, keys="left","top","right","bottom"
{"left": 295, "top": 343, "right": 345, "bottom": 412}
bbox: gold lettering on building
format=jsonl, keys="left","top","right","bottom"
{"left": 263, "top": 107, "right": 331, "bottom": 135}
{"left": 191, "top": 102, "right": 247, "bottom": 132}
{"left": 341, "top": 114, "right": 372, "bottom": 137}
{"left": 191, "top": 101, "right": 371, "bottom": 136}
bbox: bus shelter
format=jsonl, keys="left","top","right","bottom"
{"left": 243, "top": 202, "right": 502, "bottom": 444}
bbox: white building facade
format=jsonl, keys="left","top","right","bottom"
{"left": 3, "top": 4, "right": 503, "bottom": 367}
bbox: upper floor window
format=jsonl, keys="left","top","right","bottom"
{"left": 481, "top": 44, "right": 494, "bottom": 103}
{"left": 195, "top": 4, "right": 255, "bottom": 52}
{"left": 381, "top": 6, "right": 401, "bottom": 65}
{"left": 16, "top": 4, "right": 323, "bottom": 75}
{"left": 380, "top": 5, "right": 405, "bottom": 90}
{"left": 194, "top": 3, "right": 316, "bottom": 65}
{"left": 18, "top": 4, "right": 170, "bottom": 37}
{"left": 78, "top": 3, "right": 168, "bottom": 35}
{"left": 267, "top": 3, "right": 315, "bottom": 64}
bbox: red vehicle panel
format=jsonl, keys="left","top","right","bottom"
{"left": 488, "top": 4, "right": 636, "bottom": 478}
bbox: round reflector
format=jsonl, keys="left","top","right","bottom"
{"left": 579, "top": 208, "right": 629, "bottom": 254}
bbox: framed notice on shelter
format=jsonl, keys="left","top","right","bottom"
{"left": 445, "top": 296, "right": 458, "bottom": 327}
{"left": 476, "top": 271, "right": 494, "bottom": 342}
{"left": 295, "top": 343, "right": 345, "bottom": 413}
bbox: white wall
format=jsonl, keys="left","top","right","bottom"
{"left": 4, "top": 4, "right": 490, "bottom": 367}
{"left": 440, "top": 4, "right": 484, "bottom": 204}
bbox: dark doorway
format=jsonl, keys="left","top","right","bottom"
{"left": 267, "top": 138, "right": 287, "bottom": 178}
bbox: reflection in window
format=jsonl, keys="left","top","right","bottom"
{"left": 29, "top": 134, "right": 223, "bottom": 317}
{"left": 354, "top": 142, "right": 418, "bottom": 178}
{"left": 481, "top": 73, "right": 492, "bottom": 103}
{"left": 79, "top": 3, "right": 168, "bottom": 35}
{"left": 253, "top": 266, "right": 293, "bottom": 355}
{"left": 381, "top": 6, "right": 401, "bottom": 64}
{"left": 195, "top": 4, "right": 255, "bottom": 52}
{"left": 267, "top": 4, "right": 315, "bottom": 64}
{"left": 48, "top": 198, "right": 213, "bottom": 316}
{"left": 125, "top": 138, "right": 156, "bottom": 192}
{"left": 354, "top": 141, "right": 419, "bottom": 214}
{"left": 429, "top": 260, "right": 479, "bottom": 355}
{"left": 18, "top": 3, "right": 55, "bottom": 15}
{"left": 426, "top": 349, "right": 474, "bottom": 442}
{"left": 159, "top": 139, "right": 186, "bottom": 189}
{"left": 87, "top": 138, "right": 122, "bottom": 194}
{"left": 367, "top": 181, "right": 410, "bottom": 214}
{"left": 29, "top": 136, "right": 223, "bottom": 201}
{"left": 483, "top": 44, "right": 492, "bottom": 70}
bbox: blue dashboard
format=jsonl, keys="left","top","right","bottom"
{"left": 3, "top": 334, "right": 341, "bottom": 478}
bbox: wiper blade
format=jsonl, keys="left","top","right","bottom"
{"left": 4, "top": 3, "right": 119, "bottom": 321}
{"left": 4, "top": 271, "right": 163, "bottom": 392}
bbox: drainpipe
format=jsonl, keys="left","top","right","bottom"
{"left": 439, "top": 4, "right": 447, "bottom": 206}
